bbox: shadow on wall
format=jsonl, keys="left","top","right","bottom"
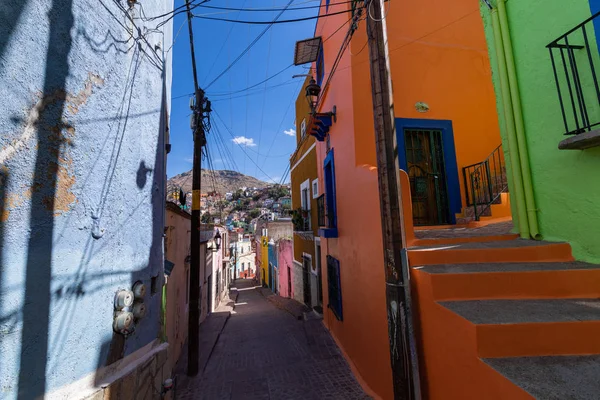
{"left": 16, "top": 0, "right": 74, "bottom": 398}
{"left": 94, "top": 55, "right": 168, "bottom": 395}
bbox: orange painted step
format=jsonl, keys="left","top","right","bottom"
{"left": 408, "top": 239, "right": 573, "bottom": 266}
{"left": 440, "top": 299, "right": 600, "bottom": 358}
{"left": 484, "top": 355, "right": 600, "bottom": 399}
{"left": 412, "top": 233, "right": 518, "bottom": 247}
{"left": 416, "top": 262, "right": 600, "bottom": 301}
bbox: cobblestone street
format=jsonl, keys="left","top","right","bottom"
{"left": 177, "top": 280, "right": 369, "bottom": 400}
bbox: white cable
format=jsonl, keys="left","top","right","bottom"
{"left": 368, "top": 0, "right": 390, "bottom": 22}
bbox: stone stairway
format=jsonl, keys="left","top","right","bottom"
{"left": 409, "top": 237, "right": 600, "bottom": 399}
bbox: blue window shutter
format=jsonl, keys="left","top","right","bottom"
{"left": 316, "top": 47, "right": 325, "bottom": 86}
{"left": 327, "top": 255, "right": 343, "bottom": 321}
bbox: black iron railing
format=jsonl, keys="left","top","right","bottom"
{"left": 462, "top": 145, "right": 508, "bottom": 221}
{"left": 317, "top": 194, "right": 326, "bottom": 227}
{"left": 547, "top": 11, "right": 600, "bottom": 135}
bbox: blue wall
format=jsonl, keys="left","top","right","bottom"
{"left": 0, "top": 0, "right": 173, "bottom": 397}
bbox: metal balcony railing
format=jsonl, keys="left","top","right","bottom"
{"left": 547, "top": 11, "right": 600, "bottom": 135}
{"left": 462, "top": 145, "right": 508, "bottom": 221}
{"left": 317, "top": 194, "right": 326, "bottom": 227}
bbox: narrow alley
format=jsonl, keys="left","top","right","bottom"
{"left": 177, "top": 279, "right": 369, "bottom": 400}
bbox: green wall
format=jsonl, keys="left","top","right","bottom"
{"left": 480, "top": 0, "right": 600, "bottom": 263}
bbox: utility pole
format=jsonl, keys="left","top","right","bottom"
{"left": 185, "top": 0, "right": 209, "bottom": 377}
{"left": 366, "top": 0, "right": 420, "bottom": 398}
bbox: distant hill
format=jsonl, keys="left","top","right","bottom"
{"left": 167, "top": 169, "right": 269, "bottom": 195}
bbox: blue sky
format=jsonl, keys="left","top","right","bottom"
{"left": 168, "top": 0, "right": 320, "bottom": 183}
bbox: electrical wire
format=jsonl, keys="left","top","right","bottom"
{"left": 204, "top": 0, "right": 295, "bottom": 90}
{"left": 210, "top": 81, "right": 298, "bottom": 102}
{"left": 197, "top": 0, "right": 355, "bottom": 13}
{"left": 367, "top": 0, "right": 390, "bottom": 22}
{"left": 213, "top": 109, "right": 279, "bottom": 184}
{"left": 202, "top": 0, "right": 249, "bottom": 86}
{"left": 260, "top": 79, "right": 303, "bottom": 169}
{"left": 209, "top": 64, "right": 293, "bottom": 96}
{"left": 193, "top": 7, "right": 361, "bottom": 24}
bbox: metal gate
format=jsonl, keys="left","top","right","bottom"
{"left": 404, "top": 129, "right": 450, "bottom": 226}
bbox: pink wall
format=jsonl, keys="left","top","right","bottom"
{"left": 277, "top": 239, "right": 293, "bottom": 298}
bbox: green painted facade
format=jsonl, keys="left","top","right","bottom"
{"left": 480, "top": 0, "right": 600, "bottom": 262}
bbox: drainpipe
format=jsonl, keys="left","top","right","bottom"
{"left": 483, "top": 0, "right": 540, "bottom": 239}
{"left": 496, "top": 0, "right": 541, "bottom": 239}
{"left": 487, "top": 3, "right": 529, "bottom": 239}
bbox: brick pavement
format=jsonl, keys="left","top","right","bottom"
{"left": 176, "top": 279, "right": 369, "bottom": 400}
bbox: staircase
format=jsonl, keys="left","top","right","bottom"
{"left": 409, "top": 236, "right": 600, "bottom": 399}
{"left": 457, "top": 145, "right": 510, "bottom": 224}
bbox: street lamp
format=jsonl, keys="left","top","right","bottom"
{"left": 214, "top": 231, "right": 222, "bottom": 251}
{"left": 305, "top": 78, "right": 321, "bottom": 115}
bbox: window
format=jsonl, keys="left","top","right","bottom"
{"left": 319, "top": 149, "right": 338, "bottom": 238}
{"left": 301, "top": 118, "right": 306, "bottom": 138}
{"left": 242, "top": 262, "right": 245, "bottom": 271}
{"left": 327, "top": 256, "right": 342, "bottom": 321}
{"left": 316, "top": 46, "right": 324, "bottom": 86}
{"left": 300, "top": 179, "right": 311, "bottom": 230}
{"left": 312, "top": 179, "right": 319, "bottom": 199}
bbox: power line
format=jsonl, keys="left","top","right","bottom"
{"left": 260, "top": 79, "right": 303, "bottom": 169}
{"left": 209, "top": 64, "right": 293, "bottom": 96}
{"left": 202, "top": 0, "right": 249, "bottom": 86}
{"left": 196, "top": 0, "right": 355, "bottom": 12}
{"left": 193, "top": 7, "right": 361, "bottom": 24}
{"left": 203, "top": 0, "right": 295, "bottom": 90}
{"left": 211, "top": 81, "right": 298, "bottom": 102}
{"left": 213, "top": 109, "right": 279, "bottom": 184}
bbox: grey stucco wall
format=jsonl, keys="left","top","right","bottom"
{"left": 0, "top": 0, "right": 173, "bottom": 398}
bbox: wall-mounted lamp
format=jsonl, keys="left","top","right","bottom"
{"left": 305, "top": 79, "right": 336, "bottom": 122}
{"left": 210, "top": 231, "right": 222, "bottom": 252}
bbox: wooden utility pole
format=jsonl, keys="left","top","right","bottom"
{"left": 365, "top": 0, "right": 420, "bottom": 398}
{"left": 185, "top": 0, "right": 208, "bottom": 377}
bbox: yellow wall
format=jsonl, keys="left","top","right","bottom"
{"left": 261, "top": 236, "right": 269, "bottom": 285}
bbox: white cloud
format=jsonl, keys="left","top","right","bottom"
{"left": 184, "top": 157, "right": 193, "bottom": 163}
{"left": 232, "top": 136, "right": 256, "bottom": 147}
{"left": 283, "top": 128, "right": 296, "bottom": 137}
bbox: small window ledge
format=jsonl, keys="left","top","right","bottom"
{"left": 318, "top": 227, "right": 338, "bottom": 238}
{"left": 559, "top": 129, "right": 600, "bottom": 150}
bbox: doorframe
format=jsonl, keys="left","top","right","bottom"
{"left": 395, "top": 118, "right": 461, "bottom": 224}
{"left": 314, "top": 237, "right": 323, "bottom": 309}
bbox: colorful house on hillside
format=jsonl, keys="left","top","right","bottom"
{"left": 290, "top": 77, "right": 324, "bottom": 311}
{"left": 292, "top": 0, "right": 518, "bottom": 397}
{"left": 254, "top": 219, "right": 293, "bottom": 289}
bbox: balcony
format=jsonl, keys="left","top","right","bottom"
{"left": 317, "top": 194, "right": 326, "bottom": 227}
{"left": 292, "top": 208, "right": 313, "bottom": 240}
{"left": 548, "top": 11, "right": 600, "bottom": 149}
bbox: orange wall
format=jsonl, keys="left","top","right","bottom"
{"left": 351, "top": 0, "right": 502, "bottom": 208}
{"left": 310, "top": 0, "right": 503, "bottom": 398}
{"left": 314, "top": 2, "right": 393, "bottom": 398}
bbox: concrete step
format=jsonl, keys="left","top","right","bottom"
{"left": 408, "top": 239, "right": 574, "bottom": 266}
{"left": 416, "top": 261, "right": 600, "bottom": 300}
{"left": 484, "top": 355, "right": 600, "bottom": 400}
{"left": 439, "top": 299, "right": 600, "bottom": 357}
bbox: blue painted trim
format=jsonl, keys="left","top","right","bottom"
{"left": 323, "top": 148, "right": 338, "bottom": 237}
{"left": 318, "top": 227, "right": 338, "bottom": 238}
{"left": 589, "top": 1, "right": 600, "bottom": 55}
{"left": 316, "top": 47, "right": 325, "bottom": 86}
{"left": 395, "top": 118, "right": 461, "bottom": 224}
